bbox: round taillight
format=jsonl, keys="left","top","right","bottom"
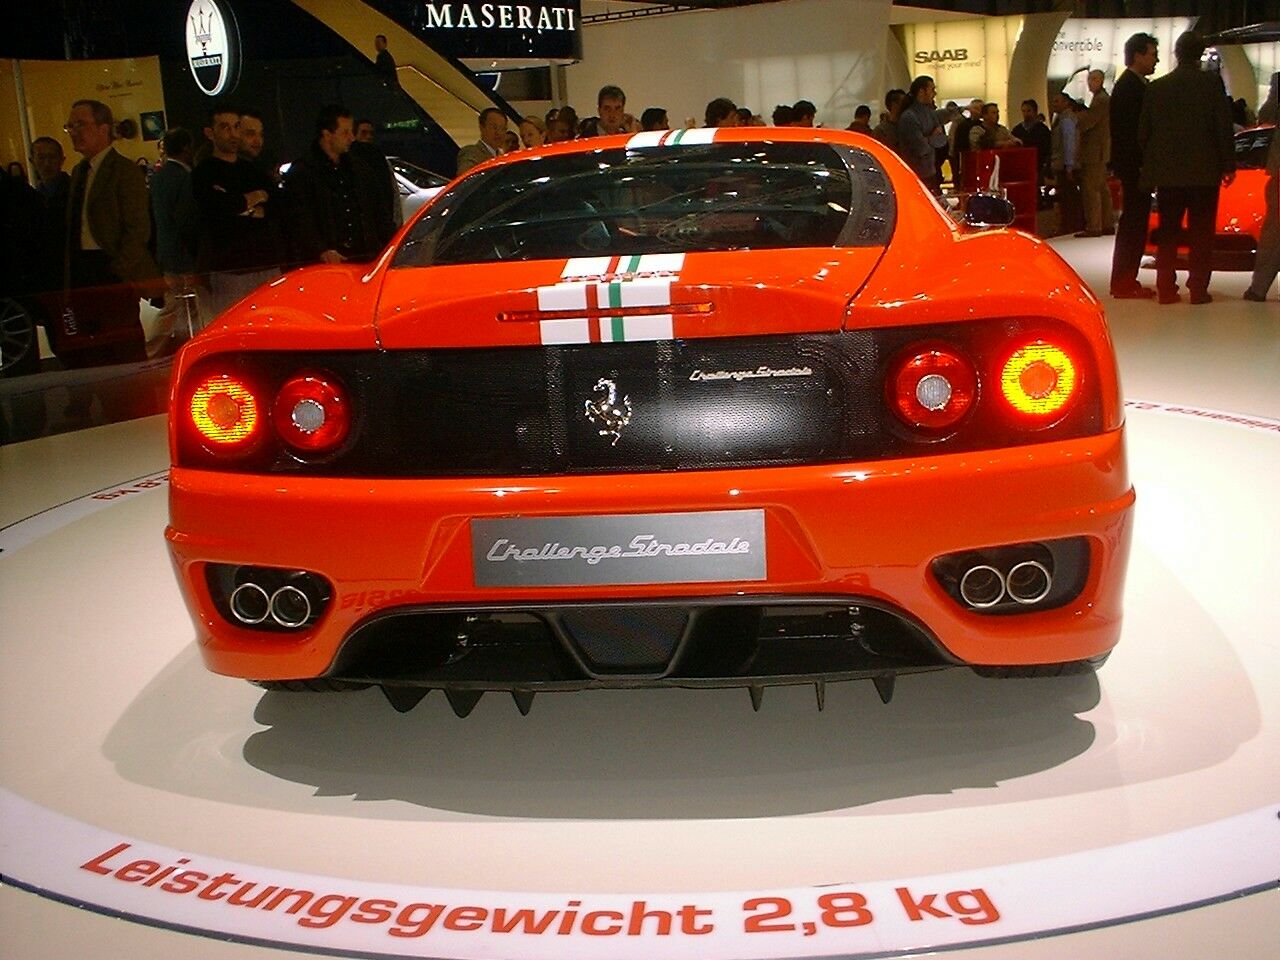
{"left": 189, "top": 374, "right": 262, "bottom": 448}
{"left": 1000, "top": 341, "right": 1077, "bottom": 418}
{"left": 272, "top": 371, "right": 351, "bottom": 454}
{"left": 888, "top": 345, "right": 978, "bottom": 431}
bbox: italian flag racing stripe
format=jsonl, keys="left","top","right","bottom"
{"left": 536, "top": 255, "right": 684, "bottom": 345}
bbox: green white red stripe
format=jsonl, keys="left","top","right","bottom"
{"left": 626, "top": 128, "right": 720, "bottom": 150}
{"left": 535, "top": 254, "right": 685, "bottom": 344}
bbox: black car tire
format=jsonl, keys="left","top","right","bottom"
{"left": 0, "top": 297, "right": 40, "bottom": 378}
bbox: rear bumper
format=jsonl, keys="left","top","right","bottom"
{"left": 167, "top": 428, "right": 1134, "bottom": 682}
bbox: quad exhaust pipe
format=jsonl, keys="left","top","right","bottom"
{"left": 958, "top": 559, "right": 1054, "bottom": 609}
{"left": 229, "top": 576, "right": 317, "bottom": 628}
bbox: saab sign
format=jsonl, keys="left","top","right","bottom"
{"left": 915, "top": 49, "right": 971, "bottom": 64}
{"left": 184, "top": 0, "right": 241, "bottom": 97}
{"left": 369, "top": 1, "right": 582, "bottom": 60}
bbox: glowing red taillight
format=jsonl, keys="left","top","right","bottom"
{"left": 272, "top": 371, "right": 351, "bottom": 454}
{"left": 999, "top": 340, "right": 1078, "bottom": 420}
{"left": 888, "top": 345, "right": 978, "bottom": 431}
{"left": 189, "top": 374, "right": 263, "bottom": 449}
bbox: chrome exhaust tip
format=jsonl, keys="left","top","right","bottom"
{"left": 1006, "top": 560, "right": 1052, "bottom": 605}
{"left": 229, "top": 582, "right": 271, "bottom": 625}
{"left": 269, "top": 584, "right": 313, "bottom": 628}
{"left": 959, "top": 564, "right": 1006, "bottom": 608}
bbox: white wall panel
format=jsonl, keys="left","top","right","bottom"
{"left": 568, "top": 0, "right": 892, "bottom": 129}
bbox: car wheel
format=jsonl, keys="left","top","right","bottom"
{"left": 0, "top": 297, "right": 40, "bottom": 378}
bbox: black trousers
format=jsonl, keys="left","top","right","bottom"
{"left": 1109, "top": 173, "right": 1150, "bottom": 291}
{"left": 1154, "top": 185, "right": 1219, "bottom": 297}
{"left": 1054, "top": 169, "right": 1083, "bottom": 235}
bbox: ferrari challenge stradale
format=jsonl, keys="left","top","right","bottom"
{"left": 167, "top": 127, "right": 1135, "bottom": 716}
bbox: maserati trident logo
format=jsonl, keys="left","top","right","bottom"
{"left": 584, "top": 378, "right": 631, "bottom": 446}
{"left": 185, "top": 0, "right": 239, "bottom": 97}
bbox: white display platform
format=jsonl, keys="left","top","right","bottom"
{"left": 1, "top": 237, "right": 1278, "bottom": 959}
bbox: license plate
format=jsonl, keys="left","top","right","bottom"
{"left": 472, "top": 510, "right": 766, "bottom": 587}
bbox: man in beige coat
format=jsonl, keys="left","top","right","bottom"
{"left": 456, "top": 108, "right": 509, "bottom": 175}
{"left": 62, "top": 98, "right": 159, "bottom": 366}
{"left": 1074, "top": 70, "right": 1114, "bottom": 236}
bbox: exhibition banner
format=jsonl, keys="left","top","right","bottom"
{"left": 1, "top": 788, "right": 1277, "bottom": 959}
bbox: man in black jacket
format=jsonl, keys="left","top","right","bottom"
{"left": 1012, "top": 99, "right": 1051, "bottom": 187}
{"left": 283, "top": 105, "right": 396, "bottom": 266}
{"left": 193, "top": 103, "right": 281, "bottom": 318}
{"left": 1138, "top": 32, "right": 1235, "bottom": 305}
{"left": 1109, "top": 32, "right": 1159, "bottom": 298}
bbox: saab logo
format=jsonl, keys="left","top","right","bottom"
{"left": 185, "top": 0, "right": 240, "bottom": 97}
{"left": 914, "top": 49, "right": 970, "bottom": 64}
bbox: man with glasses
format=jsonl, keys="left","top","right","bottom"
{"left": 61, "top": 98, "right": 157, "bottom": 365}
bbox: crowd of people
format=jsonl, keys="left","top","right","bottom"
{"left": 456, "top": 30, "right": 1274, "bottom": 304}
{"left": 4, "top": 28, "right": 1274, "bottom": 381}
{"left": 5, "top": 97, "right": 402, "bottom": 365}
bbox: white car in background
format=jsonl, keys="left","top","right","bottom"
{"left": 388, "top": 157, "right": 449, "bottom": 221}
{"left": 278, "top": 157, "right": 448, "bottom": 224}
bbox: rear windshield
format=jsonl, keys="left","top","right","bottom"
{"left": 394, "top": 141, "right": 890, "bottom": 268}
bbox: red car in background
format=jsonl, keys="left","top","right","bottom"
{"left": 166, "top": 128, "right": 1134, "bottom": 716}
{"left": 1147, "top": 124, "right": 1275, "bottom": 270}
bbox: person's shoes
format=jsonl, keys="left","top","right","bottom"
{"left": 1242, "top": 289, "right": 1268, "bottom": 302}
{"left": 1157, "top": 290, "right": 1181, "bottom": 305}
{"left": 1074, "top": 230, "right": 1103, "bottom": 238}
{"left": 1188, "top": 292, "right": 1213, "bottom": 305}
{"left": 1110, "top": 283, "right": 1155, "bottom": 299}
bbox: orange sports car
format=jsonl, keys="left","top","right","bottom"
{"left": 1146, "top": 124, "right": 1274, "bottom": 269}
{"left": 167, "top": 128, "right": 1134, "bottom": 716}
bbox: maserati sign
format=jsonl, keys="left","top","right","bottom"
{"left": 368, "top": 0, "right": 583, "bottom": 60}
{"left": 185, "top": 0, "right": 240, "bottom": 97}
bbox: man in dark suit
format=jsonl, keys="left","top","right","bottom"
{"left": 28, "top": 136, "right": 70, "bottom": 294}
{"left": 1243, "top": 77, "right": 1279, "bottom": 302}
{"left": 62, "top": 98, "right": 159, "bottom": 365}
{"left": 1138, "top": 32, "right": 1235, "bottom": 305}
{"left": 1109, "top": 32, "right": 1160, "bottom": 298}
{"left": 374, "top": 34, "right": 398, "bottom": 88}
{"left": 1012, "top": 99, "right": 1051, "bottom": 188}
{"left": 283, "top": 105, "right": 396, "bottom": 265}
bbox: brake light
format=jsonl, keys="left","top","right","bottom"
{"left": 888, "top": 345, "right": 977, "bottom": 431}
{"left": 272, "top": 371, "right": 351, "bottom": 454}
{"left": 1000, "top": 341, "right": 1077, "bottom": 418}
{"left": 189, "top": 374, "right": 262, "bottom": 447}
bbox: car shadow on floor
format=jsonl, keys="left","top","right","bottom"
{"left": 244, "top": 665, "right": 1104, "bottom": 819}
{"left": 99, "top": 535, "right": 1263, "bottom": 821}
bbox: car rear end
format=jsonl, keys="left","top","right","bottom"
{"left": 167, "top": 130, "right": 1133, "bottom": 710}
